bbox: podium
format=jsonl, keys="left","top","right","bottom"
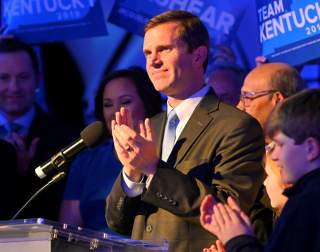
{"left": 0, "top": 218, "right": 168, "bottom": 251}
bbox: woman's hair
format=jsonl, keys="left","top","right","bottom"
{"left": 94, "top": 66, "right": 163, "bottom": 136}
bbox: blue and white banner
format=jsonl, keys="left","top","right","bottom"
{"left": 108, "top": 0, "right": 250, "bottom": 46}
{"left": 1, "top": 0, "right": 108, "bottom": 44}
{"left": 258, "top": 0, "right": 320, "bottom": 65}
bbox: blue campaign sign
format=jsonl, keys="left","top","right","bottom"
{"left": 1, "top": 0, "right": 108, "bottom": 44}
{"left": 108, "top": 0, "right": 250, "bottom": 46}
{"left": 257, "top": 0, "right": 320, "bottom": 65}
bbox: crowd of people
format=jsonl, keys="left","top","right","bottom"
{"left": 0, "top": 9, "right": 320, "bottom": 252}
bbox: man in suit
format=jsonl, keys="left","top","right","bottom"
{"left": 0, "top": 37, "right": 78, "bottom": 220}
{"left": 106, "top": 10, "right": 265, "bottom": 251}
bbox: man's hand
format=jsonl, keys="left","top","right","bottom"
{"left": 112, "top": 107, "right": 158, "bottom": 182}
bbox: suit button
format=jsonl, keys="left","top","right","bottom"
{"left": 116, "top": 197, "right": 124, "bottom": 210}
{"left": 146, "top": 224, "right": 153, "bottom": 233}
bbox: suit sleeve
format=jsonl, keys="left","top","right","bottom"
{"left": 141, "top": 114, "right": 265, "bottom": 220}
{"left": 105, "top": 174, "right": 141, "bottom": 235}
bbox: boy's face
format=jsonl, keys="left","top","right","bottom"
{"left": 270, "top": 131, "right": 308, "bottom": 184}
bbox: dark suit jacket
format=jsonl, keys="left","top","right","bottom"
{"left": 3, "top": 107, "right": 79, "bottom": 221}
{"left": 0, "top": 140, "right": 19, "bottom": 219}
{"left": 106, "top": 90, "right": 265, "bottom": 251}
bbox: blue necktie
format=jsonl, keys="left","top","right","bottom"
{"left": 9, "top": 122, "right": 22, "bottom": 134}
{"left": 162, "top": 110, "right": 179, "bottom": 161}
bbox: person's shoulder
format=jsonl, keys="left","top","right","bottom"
{"left": 217, "top": 101, "right": 262, "bottom": 128}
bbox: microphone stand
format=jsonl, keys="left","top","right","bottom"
{"left": 11, "top": 172, "right": 66, "bottom": 220}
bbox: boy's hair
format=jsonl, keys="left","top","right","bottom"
{"left": 144, "top": 10, "right": 210, "bottom": 71}
{"left": 266, "top": 89, "right": 320, "bottom": 144}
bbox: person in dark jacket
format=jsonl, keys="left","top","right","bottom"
{"left": 0, "top": 37, "right": 78, "bottom": 220}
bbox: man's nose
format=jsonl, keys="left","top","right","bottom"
{"left": 149, "top": 52, "right": 162, "bottom": 68}
{"left": 8, "top": 78, "right": 19, "bottom": 91}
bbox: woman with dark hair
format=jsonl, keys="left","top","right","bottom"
{"left": 59, "top": 67, "right": 162, "bottom": 231}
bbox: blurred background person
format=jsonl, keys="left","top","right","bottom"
{"left": 59, "top": 67, "right": 163, "bottom": 231}
{"left": 206, "top": 45, "right": 245, "bottom": 106}
{"left": 0, "top": 37, "right": 79, "bottom": 220}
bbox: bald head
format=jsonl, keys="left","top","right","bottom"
{"left": 240, "top": 63, "right": 304, "bottom": 129}
{"left": 245, "top": 63, "right": 303, "bottom": 98}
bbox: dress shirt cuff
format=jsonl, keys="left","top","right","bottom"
{"left": 121, "top": 170, "right": 145, "bottom": 197}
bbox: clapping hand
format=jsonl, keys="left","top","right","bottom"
{"left": 200, "top": 195, "right": 254, "bottom": 245}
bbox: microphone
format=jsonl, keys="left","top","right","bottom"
{"left": 35, "top": 121, "right": 107, "bottom": 179}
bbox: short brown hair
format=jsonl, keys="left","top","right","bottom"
{"left": 144, "top": 10, "right": 210, "bottom": 71}
{"left": 266, "top": 89, "right": 320, "bottom": 144}
{"left": 0, "top": 37, "right": 39, "bottom": 74}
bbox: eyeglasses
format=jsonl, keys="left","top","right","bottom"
{"left": 240, "top": 90, "right": 277, "bottom": 106}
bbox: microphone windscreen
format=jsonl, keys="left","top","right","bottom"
{"left": 80, "top": 121, "right": 107, "bottom": 147}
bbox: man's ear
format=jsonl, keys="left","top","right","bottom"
{"left": 35, "top": 73, "right": 42, "bottom": 90}
{"left": 192, "top": 45, "right": 207, "bottom": 67}
{"left": 272, "top": 91, "right": 285, "bottom": 105}
{"left": 305, "top": 137, "right": 320, "bottom": 161}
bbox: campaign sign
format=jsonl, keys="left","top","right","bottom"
{"left": 257, "top": 0, "right": 320, "bottom": 65}
{"left": 108, "top": 0, "right": 250, "bottom": 46}
{"left": 1, "top": 0, "right": 108, "bottom": 44}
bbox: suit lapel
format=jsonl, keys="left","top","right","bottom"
{"left": 169, "top": 90, "right": 220, "bottom": 166}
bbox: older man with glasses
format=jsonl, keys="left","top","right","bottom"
{"left": 238, "top": 63, "right": 304, "bottom": 130}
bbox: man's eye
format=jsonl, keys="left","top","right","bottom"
{"left": 18, "top": 74, "right": 31, "bottom": 80}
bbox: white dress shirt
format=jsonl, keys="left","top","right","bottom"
{"left": 122, "top": 85, "right": 210, "bottom": 197}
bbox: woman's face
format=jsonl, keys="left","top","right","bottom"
{"left": 263, "top": 156, "right": 288, "bottom": 212}
{"left": 102, "top": 77, "right": 146, "bottom": 134}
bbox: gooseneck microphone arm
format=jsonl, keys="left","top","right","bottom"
{"left": 35, "top": 121, "right": 106, "bottom": 179}
{"left": 11, "top": 172, "right": 66, "bottom": 220}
